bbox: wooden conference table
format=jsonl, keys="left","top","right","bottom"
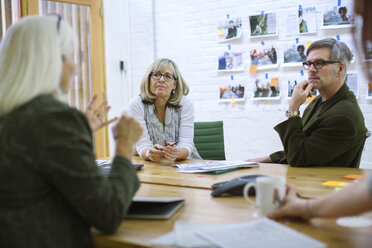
{"left": 93, "top": 157, "right": 372, "bottom": 248}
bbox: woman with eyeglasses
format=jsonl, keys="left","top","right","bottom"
{"left": 129, "top": 58, "right": 201, "bottom": 162}
{"left": 268, "top": 0, "right": 372, "bottom": 221}
{"left": 0, "top": 16, "right": 142, "bottom": 248}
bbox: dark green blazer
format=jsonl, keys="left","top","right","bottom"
{"left": 270, "top": 83, "right": 368, "bottom": 167}
{"left": 0, "top": 95, "right": 140, "bottom": 248}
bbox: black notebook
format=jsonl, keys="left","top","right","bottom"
{"left": 127, "top": 197, "right": 185, "bottom": 219}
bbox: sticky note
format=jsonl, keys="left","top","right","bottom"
{"left": 228, "top": 44, "right": 231, "bottom": 50}
{"left": 270, "top": 78, "right": 279, "bottom": 87}
{"left": 265, "top": 73, "right": 268, "bottom": 79}
{"left": 342, "top": 174, "right": 366, "bottom": 180}
{"left": 322, "top": 181, "right": 350, "bottom": 187}
{"left": 261, "top": 41, "right": 265, "bottom": 46}
{"left": 230, "top": 75, "right": 234, "bottom": 80}
{"left": 249, "top": 64, "right": 257, "bottom": 74}
{"left": 305, "top": 95, "right": 316, "bottom": 103}
{"left": 230, "top": 98, "right": 236, "bottom": 104}
{"left": 300, "top": 70, "right": 304, "bottom": 76}
{"left": 338, "top": 0, "right": 341, "bottom": 6}
{"left": 306, "top": 42, "right": 312, "bottom": 48}
{"left": 296, "top": 38, "right": 299, "bottom": 43}
{"left": 336, "top": 35, "right": 340, "bottom": 41}
{"left": 218, "top": 29, "right": 224, "bottom": 36}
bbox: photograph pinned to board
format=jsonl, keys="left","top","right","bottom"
{"left": 285, "top": 6, "right": 316, "bottom": 35}
{"left": 346, "top": 73, "right": 359, "bottom": 98}
{"left": 368, "top": 82, "right": 372, "bottom": 99}
{"left": 217, "top": 46, "right": 244, "bottom": 72}
{"left": 365, "top": 40, "right": 372, "bottom": 61}
{"left": 298, "top": 6, "right": 317, "bottom": 34}
{"left": 249, "top": 41, "right": 278, "bottom": 70}
{"left": 248, "top": 11, "right": 277, "bottom": 38}
{"left": 252, "top": 74, "right": 280, "bottom": 100}
{"left": 219, "top": 75, "right": 245, "bottom": 102}
{"left": 282, "top": 39, "right": 310, "bottom": 67}
{"left": 286, "top": 76, "right": 300, "bottom": 99}
{"left": 217, "top": 15, "right": 243, "bottom": 43}
{"left": 321, "top": 3, "right": 355, "bottom": 29}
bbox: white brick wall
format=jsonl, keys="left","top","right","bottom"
{"left": 104, "top": 0, "right": 372, "bottom": 169}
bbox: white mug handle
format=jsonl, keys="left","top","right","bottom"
{"left": 243, "top": 182, "right": 258, "bottom": 207}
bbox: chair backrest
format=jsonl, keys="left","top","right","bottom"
{"left": 194, "top": 121, "right": 226, "bottom": 160}
{"left": 351, "top": 130, "right": 370, "bottom": 168}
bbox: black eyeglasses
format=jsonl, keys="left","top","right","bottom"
{"left": 302, "top": 60, "right": 340, "bottom": 70}
{"left": 151, "top": 72, "right": 176, "bottom": 82}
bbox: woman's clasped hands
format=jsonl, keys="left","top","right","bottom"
{"left": 146, "top": 141, "right": 181, "bottom": 162}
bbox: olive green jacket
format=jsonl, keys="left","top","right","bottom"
{"left": 270, "top": 84, "right": 368, "bottom": 167}
{"left": 0, "top": 95, "right": 140, "bottom": 248}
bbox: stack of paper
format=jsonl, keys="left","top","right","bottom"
{"left": 151, "top": 218, "right": 325, "bottom": 248}
{"left": 197, "top": 218, "right": 325, "bottom": 248}
{"left": 172, "top": 160, "right": 258, "bottom": 173}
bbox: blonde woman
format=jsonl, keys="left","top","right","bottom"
{"left": 129, "top": 58, "right": 201, "bottom": 162}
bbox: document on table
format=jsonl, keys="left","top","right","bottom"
{"left": 151, "top": 221, "right": 223, "bottom": 248}
{"left": 172, "top": 160, "right": 258, "bottom": 173}
{"left": 197, "top": 218, "right": 326, "bottom": 248}
{"left": 151, "top": 218, "right": 324, "bottom": 248}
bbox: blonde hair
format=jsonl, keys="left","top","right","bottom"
{"left": 140, "top": 58, "right": 189, "bottom": 107}
{"left": 0, "top": 15, "right": 76, "bottom": 116}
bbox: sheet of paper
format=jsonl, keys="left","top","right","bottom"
{"left": 172, "top": 160, "right": 258, "bottom": 173}
{"left": 151, "top": 221, "right": 222, "bottom": 248}
{"left": 197, "top": 218, "right": 325, "bottom": 248}
{"left": 96, "top": 159, "right": 111, "bottom": 166}
{"left": 150, "top": 231, "right": 178, "bottom": 247}
{"left": 175, "top": 221, "right": 220, "bottom": 247}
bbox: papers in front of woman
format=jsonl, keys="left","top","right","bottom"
{"left": 172, "top": 160, "right": 258, "bottom": 173}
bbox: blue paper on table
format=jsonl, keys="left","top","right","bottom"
{"left": 172, "top": 160, "right": 258, "bottom": 174}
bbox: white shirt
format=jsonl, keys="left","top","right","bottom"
{"left": 128, "top": 96, "right": 196, "bottom": 159}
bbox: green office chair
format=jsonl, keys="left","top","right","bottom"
{"left": 194, "top": 121, "right": 226, "bottom": 160}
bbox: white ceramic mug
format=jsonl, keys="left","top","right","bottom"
{"left": 243, "top": 176, "right": 286, "bottom": 216}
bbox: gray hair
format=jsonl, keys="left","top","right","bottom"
{"left": 140, "top": 58, "right": 189, "bottom": 108}
{"left": 0, "top": 15, "right": 76, "bottom": 116}
{"left": 306, "top": 38, "right": 352, "bottom": 80}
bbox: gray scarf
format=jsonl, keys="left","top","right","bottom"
{"left": 143, "top": 103, "right": 201, "bottom": 159}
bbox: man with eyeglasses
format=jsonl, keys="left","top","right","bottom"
{"left": 249, "top": 38, "right": 368, "bottom": 167}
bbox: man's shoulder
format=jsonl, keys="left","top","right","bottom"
{"left": 335, "top": 90, "right": 360, "bottom": 110}
{"left": 325, "top": 92, "right": 364, "bottom": 123}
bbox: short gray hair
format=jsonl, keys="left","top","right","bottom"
{"left": 0, "top": 15, "right": 76, "bottom": 116}
{"left": 140, "top": 58, "right": 189, "bottom": 108}
{"left": 306, "top": 38, "right": 352, "bottom": 80}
